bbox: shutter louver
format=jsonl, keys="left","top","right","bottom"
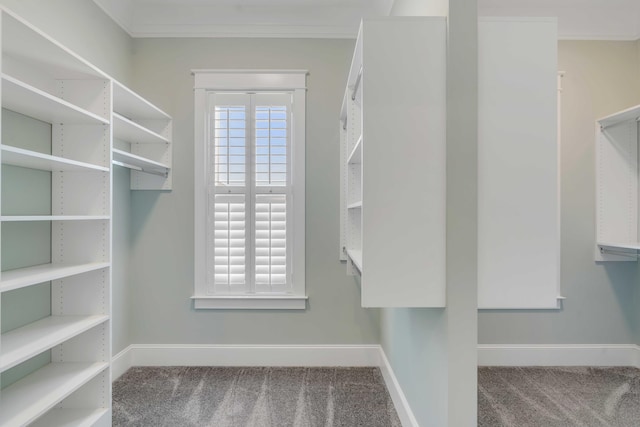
{"left": 255, "top": 194, "right": 287, "bottom": 292}
{"left": 210, "top": 194, "right": 246, "bottom": 293}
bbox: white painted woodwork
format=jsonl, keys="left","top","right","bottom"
{"left": 0, "top": 363, "right": 109, "bottom": 427}
{"left": 112, "top": 82, "right": 173, "bottom": 190}
{"left": 0, "top": 262, "right": 110, "bottom": 293}
{"left": 0, "top": 315, "right": 109, "bottom": 371}
{"left": 0, "top": 8, "right": 118, "bottom": 425}
{"left": 340, "top": 18, "right": 447, "bottom": 307}
{"left": 478, "top": 18, "right": 560, "bottom": 309}
{"left": 595, "top": 104, "right": 640, "bottom": 261}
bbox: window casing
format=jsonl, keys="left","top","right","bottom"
{"left": 193, "top": 71, "right": 306, "bottom": 309}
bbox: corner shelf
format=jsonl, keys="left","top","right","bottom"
{"left": 2, "top": 74, "right": 109, "bottom": 125}
{"left": 598, "top": 105, "right": 640, "bottom": 129}
{"left": 113, "top": 112, "right": 169, "bottom": 145}
{"left": 0, "top": 262, "right": 110, "bottom": 293}
{"left": 1, "top": 145, "right": 108, "bottom": 172}
{"left": 0, "top": 362, "right": 108, "bottom": 427}
{"left": 0, "top": 315, "right": 109, "bottom": 371}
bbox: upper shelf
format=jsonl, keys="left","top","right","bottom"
{"left": 1, "top": 10, "right": 107, "bottom": 81}
{"left": 0, "top": 261, "right": 110, "bottom": 294}
{"left": 1, "top": 145, "right": 109, "bottom": 172}
{"left": 113, "top": 112, "right": 170, "bottom": 145}
{"left": 112, "top": 80, "right": 170, "bottom": 121}
{"left": 2, "top": 74, "right": 109, "bottom": 125}
{"left": 598, "top": 242, "right": 640, "bottom": 251}
{"left": 598, "top": 104, "right": 640, "bottom": 129}
{"left": 0, "top": 215, "right": 110, "bottom": 222}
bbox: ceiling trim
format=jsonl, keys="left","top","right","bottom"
{"left": 129, "top": 24, "right": 360, "bottom": 39}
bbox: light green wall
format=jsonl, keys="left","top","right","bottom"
{"left": 128, "top": 37, "right": 380, "bottom": 345}
{"left": 479, "top": 41, "right": 640, "bottom": 345}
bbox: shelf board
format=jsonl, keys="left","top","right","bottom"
{"left": 1, "top": 215, "right": 109, "bottom": 222}
{"left": 112, "top": 148, "right": 169, "bottom": 177}
{"left": 1, "top": 145, "right": 108, "bottom": 172}
{"left": 113, "top": 112, "right": 170, "bottom": 145}
{"left": 113, "top": 80, "right": 170, "bottom": 120}
{"left": 0, "top": 262, "right": 110, "bottom": 293}
{"left": 0, "top": 362, "right": 109, "bottom": 427}
{"left": 347, "top": 135, "right": 362, "bottom": 164}
{"left": 348, "top": 201, "right": 362, "bottom": 209}
{"left": 0, "top": 315, "right": 109, "bottom": 372}
{"left": 347, "top": 249, "right": 362, "bottom": 272}
{"left": 2, "top": 74, "right": 109, "bottom": 125}
{"left": 598, "top": 105, "right": 640, "bottom": 129}
{"left": 598, "top": 242, "right": 640, "bottom": 251}
{"left": 30, "top": 408, "right": 110, "bottom": 427}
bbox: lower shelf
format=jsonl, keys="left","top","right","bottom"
{"left": 30, "top": 408, "right": 109, "bottom": 427}
{"left": 113, "top": 148, "right": 169, "bottom": 177}
{"left": 0, "top": 362, "right": 109, "bottom": 427}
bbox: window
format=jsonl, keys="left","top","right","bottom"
{"left": 193, "top": 71, "right": 307, "bottom": 309}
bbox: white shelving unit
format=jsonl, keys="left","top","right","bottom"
{"left": 339, "top": 17, "right": 447, "bottom": 308}
{"left": 112, "top": 80, "right": 173, "bottom": 190}
{"left": 0, "top": 8, "right": 112, "bottom": 427}
{"left": 595, "top": 104, "right": 640, "bottom": 261}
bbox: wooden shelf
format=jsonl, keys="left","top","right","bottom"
{"left": 113, "top": 148, "right": 169, "bottom": 177}
{"left": 30, "top": 408, "right": 110, "bottom": 427}
{"left": 1, "top": 215, "right": 109, "bottom": 222}
{"left": 598, "top": 104, "right": 640, "bottom": 129}
{"left": 347, "top": 249, "right": 362, "bottom": 272}
{"left": 113, "top": 112, "right": 170, "bottom": 145}
{"left": 1, "top": 145, "right": 108, "bottom": 172}
{"left": 113, "top": 80, "right": 170, "bottom": 120}
{"left": 0, "top": 262, "right": 110, "bottom": 293}
{"left": 348, "top": 201, "right": 362, "bottom": 209}
{"left": 348, "top": 135, "right": 362, "bottom": 164}
{"left": 0, "top": 362, "right": 108, "bottom": 427}
{"left": 0, "top": 315, "right": 109, "bottom": 371}
{"left": 2, "top": 74, "right": 109, "bottom": 125}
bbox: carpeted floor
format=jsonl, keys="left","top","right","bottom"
{"left": 479, "top": 367, "right": 640, "bottom": 427}
{"left": 113, "top": 366, "right": 402, "bottom": 427}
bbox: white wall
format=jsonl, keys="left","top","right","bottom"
{"left": 479, "top": 41, "right": 640, "bottom": 345}
{"left": 127, "top": 37, "right": 381, "bottom": 345}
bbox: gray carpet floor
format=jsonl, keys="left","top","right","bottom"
{"left": 479, "top": 367, "right": 640, "bottom": 427}
{"left": 113, "top": 366, "right": 402, "bottom": 427}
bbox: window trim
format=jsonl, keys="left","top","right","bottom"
{"left": 193, "top": 70, "right": 307, "bottom": 310}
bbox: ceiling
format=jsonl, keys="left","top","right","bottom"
{"left": 94, "top": 0, "right": 640, "bottom": 40}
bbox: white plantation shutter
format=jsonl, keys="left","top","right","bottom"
{"left": 207, "top": 92, "right": 293, "bottom": 295}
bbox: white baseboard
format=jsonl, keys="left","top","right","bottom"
{"left": 378, "top": 349, "right": 420, "bottom": 427}
{"left": 478, "top": 344, "right": 640, "bottom": 367}
{"left": 110, "top": 344, "right": 417, "bottom": 426}
{"left": 112, "top": 346, "right": 134, "bottom": 381}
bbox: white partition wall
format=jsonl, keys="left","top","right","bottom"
{"left": 340, "top": 17, "right": 447, "bottom": 308}
{"left": 478, "top": 18, "right": 560, "bottom": 309}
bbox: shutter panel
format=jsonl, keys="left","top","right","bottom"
{"left": 255, "top": 105, "right": 287, "bottom": 187}
{"left": 210, "top": 194, "right": 246, "bottom": 293}
{"left": 255, "top": 194, "right": 287, "bottom": 293}
{"left": 213, "top": 105, "right": 246, "bottom": 187}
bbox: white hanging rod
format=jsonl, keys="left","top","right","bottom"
{"left": 113, "top": 160, "right": 168, "bottom": 177}
{"left": 351, "top": 66, "right": 363, "bottom": 101}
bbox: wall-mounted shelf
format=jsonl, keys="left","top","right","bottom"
{"left": 2, "top": 74, "right": 109, "bottom": 125}
{"left": 0, "top": 262, "right": 110, "bottom": 293}
{"left": 0, "top": 362, "right": 108, "bottom": 427}
{"left": 30, "top": 408, "right": 110, "bottom": 427}
{"left": 112, "top": 80, "right": 173, "bottom": 190}
{"left": 596, "top": 103, "right": 640, "bottom": 261}
{"left": 113, "top": 148, "right": 169, "bottom": 177}
{"left": 1, "top": 145, "right": 109, "bottom": 172}
{"left": 339, "top": 17, "right": 447, "bottom": 308}
{"left": 0, "top": 315, "right": 109, "bottom": 371}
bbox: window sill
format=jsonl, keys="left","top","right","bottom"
{"left": 192, "top": 295, "right": 308, "bottom": 310}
